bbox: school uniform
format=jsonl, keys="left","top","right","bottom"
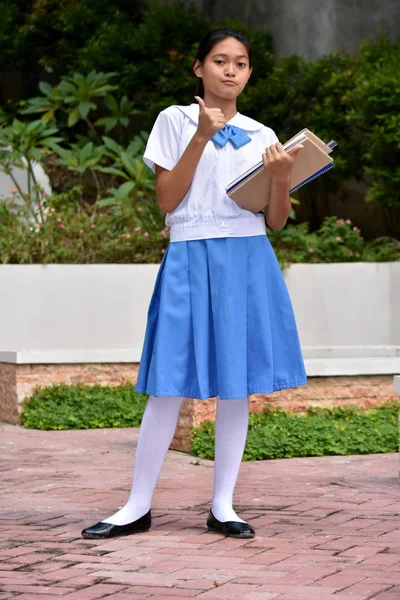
{"left": 135, "top": 104, "right": 307, "bottom": 401}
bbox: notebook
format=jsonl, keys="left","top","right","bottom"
{"left": 226, "top": 129, "right": 336, "bottom": 214}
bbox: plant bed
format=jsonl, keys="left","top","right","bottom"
{"left": 21, "top": 382, "right": 147, "bottom": 430}
{"left": 191, "top": 403, "right": 399, "bottom": 461}
{"left": 19, "top": 382, "right": 399, "bottom": 461}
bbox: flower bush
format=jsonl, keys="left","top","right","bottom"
{"left": 267, "top": 217, "right": 400, "bottom": 269}
{"left": 0, "top": 190, "right": 398, "bottom": 266}
{"left": 0, "top": 187, "right": 168, "bottom": 264}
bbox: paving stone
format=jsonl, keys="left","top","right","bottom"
{"left": 339, "top": 581, "right": 393, "bottom": 597}
{"left": 374, "top": 586, "right": 400, "bottom": 599}
{"left": 0, "top": 585, "right": 73, "bottom": 595}
{"left": 312, "top": 570, "right": 367, "bottom": 590}
{"left": 198, "top": 583, "right": 260, "bottom": 598}
{"left": 101, "top": 595, "right": 151, "bottom": 600}
{"left": 2, "top": 424, "right": 400, "bottom": 600}
{"left": 59, "top": 584, "right": 129, "bottom": 599}
{"left": 240, "top": 593, "right": 281, "bottom": 600}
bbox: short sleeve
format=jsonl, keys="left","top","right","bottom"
{"left": 143, "top": 108, "right": 182, "bottom": 173}
{"left": 262, "top": 126, "right": 280, "bottom": 147}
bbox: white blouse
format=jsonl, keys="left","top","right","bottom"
{"left": 143, "top": 103, "right": 279, "bottom": 242}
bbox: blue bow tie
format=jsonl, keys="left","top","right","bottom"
{"left": 212, "top": 124, "right": 251, "bottom": 149}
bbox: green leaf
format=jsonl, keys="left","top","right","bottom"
{"left": 103, "top": 95, "right": 119, "bottom": 113}
{"left": 78, "top": 102, "right": 93, "bottom": 118}
{"left": 38, "top": 82, "right": 54, "bottom": 98}
{"left": 97, "top": 197, "right": 117, "bottom": 208}
{"left": 99, "top": 166, "right": 128, "bottom": 178}
{"left": 102, "top": 136, "right": 122, "bottom": 154}
{"left": 68, "top": 107, "right": 80, "bottom": 128}
{"left": 117, "top": 181, "right": 135, "bottom": 195}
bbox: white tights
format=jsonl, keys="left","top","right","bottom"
{"left": 103, "top": 395, "right": 249, "bottom": 526}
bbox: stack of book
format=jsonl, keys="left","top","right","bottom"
{"left": 226, "top": 128, "right": 337, "bottom": 213}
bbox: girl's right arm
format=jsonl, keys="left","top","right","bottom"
{"left": 156, "top": 98, "right": 225, "bottom": 213}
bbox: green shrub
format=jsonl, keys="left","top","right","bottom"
{"left": 268, "top": 217, "right": 400, "bottom": 269}
{"left": 240, "top": 35, "right": 400, "bottom": 213}
{"left": 2, "top": 2, "right": 400, "bottom": 228}
{"left": 239, "top": 52, "right": 357, "bottom": 185}
{"left": 191, "top": 403, "right": 399, "bottom": 461}
{"left": 21, "top": 382, "right": 148, "bottom": 430}
{"left": 0, "top": 187, "right": 167, "bottom": 264}
{"left": 1, "top": 193, "right": 398, "bottom": 265}
{"left": 0, "top": 0, "right": 145, "bottom": 79}
{"left": 0, "top": 0, "right": 272, "bottom": 124}
{"left": 345, "top": 36, "right": 400, "bottom": 209}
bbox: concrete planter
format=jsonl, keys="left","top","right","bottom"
{"left": 0, "top": 262, "right": 399, "bottom": 368}
{"left": 0, "top": 262, "right": 399, "bottom": 441}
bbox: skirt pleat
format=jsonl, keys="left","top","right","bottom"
{"left": 135, "top": 235, "right": 307, "bottom": 400}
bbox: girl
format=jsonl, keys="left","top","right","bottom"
{"left": 82, "top": 28, "right": 307, "bottom": 540}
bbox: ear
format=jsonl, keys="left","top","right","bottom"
{"left": 247, "top": 66, "right": 253, "bottom": 82}
{"left": 193, "top": 59, "right": 202, "bottom": 78}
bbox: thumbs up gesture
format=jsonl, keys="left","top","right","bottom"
{"left": 194, "top": 96, "right": 226, "bottom": 142}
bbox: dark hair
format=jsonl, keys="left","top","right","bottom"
{"left": 193, "top": 28, "right": 252, "bottom": 98}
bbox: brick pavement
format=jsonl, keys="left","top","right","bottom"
{"left": 1, "top": 423, "right": 400, "bottom": 600}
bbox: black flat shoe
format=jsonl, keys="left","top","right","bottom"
{"left": 206, "top": 509, "right": 255, "bottom": 539}
{"left": 81, "top": 510, "right": 151, "bottom": 539}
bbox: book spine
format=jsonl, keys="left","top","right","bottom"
{"left": 290, "top": 163, "right": 335, "bottom": 194}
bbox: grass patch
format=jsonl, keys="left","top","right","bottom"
{"left": 21, "top": 382, "right": 147, "bottom": 430}
{"left": 190, "top": 403, "right": 399, "bottom": 461}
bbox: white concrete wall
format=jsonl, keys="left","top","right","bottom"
{"left": 0, "top": 264, "right": 158, "bottom": 357}
{"left": 0, "top": 263, "right": 399, "bottom": 375}
{"left": 284, "top": 262, "right": 400, "bottom": 347}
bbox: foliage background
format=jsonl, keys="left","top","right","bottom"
{"left": 0, "top": 0, "right": 399, "bottom": 247}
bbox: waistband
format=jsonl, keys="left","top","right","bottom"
{"left": 169, "top": 214, "right": 266, "bottom": 242}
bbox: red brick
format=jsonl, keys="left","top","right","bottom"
{"left": 0, "top": 585, "right": 73, "bottom": 595}
{"left": 361, "top": 554, "right": 400, "bottom": 568}
{"left": 52, "top": 554, "right": 110, "bottom": 563}
{"left": 196, "top": 584, "right": 260, "bottom": 599}
{"left": 38, "top": 569, "right": 94, "bottom": 582}
{"left": 60, "top": 584, "right": 128, "bottom": 599}
{"left": 240, "top": 593, "right": 281, "bottom": 600}
{"left": 226, "top": 572, "right": 291, "bottom": 585}
{"left": 373, "top": 586, "right": 400, "bottom": 599}
{"left": 0, "top": 565, "right": 19, "bottom": 571}
{"left": 339, "top": 546, "right": 386, "bottom": 558}
{"left": 102, "top": 586, "right": 199, "bottom": 597}
{"left": 156, "top": 568, "right": 234, "bottom": 583}
{"left": 8, "top": 552, "right": 60, "bottom": 565}
{"left": 241, "top": 584, "right": 338, "bottom": 598}
{"left": 175, "top": 579, "right": 216, "bottom": 590}
{"left": 100, "top": 595, "right": 151, "bottom": 600}
{"left": 0, "top": 574, "right": 44, "bottom": 585}
{"left": 242, "top": 551, "right": 296, "bottom": 566}
{"left": 0, "top": 547, "right": 35, "bottom": 558}
{"left": 340, "top": 581, "right": 393, "bottom": 597}
{"left": 312, "top": 571, "right": 366, "bottom": 590}
{"left": 4, "top": 596, "right": 66, "bottom": 600}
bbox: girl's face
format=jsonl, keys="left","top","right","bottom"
{"left": 194, "top": 37, "right": 252, "bottom": 101}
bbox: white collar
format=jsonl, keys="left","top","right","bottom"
{"left": 175, "top": 103, "right": 264, "bottom": 132}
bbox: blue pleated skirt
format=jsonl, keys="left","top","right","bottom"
{"left": 135, "top": 235, "right": 307, "bottom": 400}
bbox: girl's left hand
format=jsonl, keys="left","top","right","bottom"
{"left": 262, "top": 143, "right": 304, "bottom": 182}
